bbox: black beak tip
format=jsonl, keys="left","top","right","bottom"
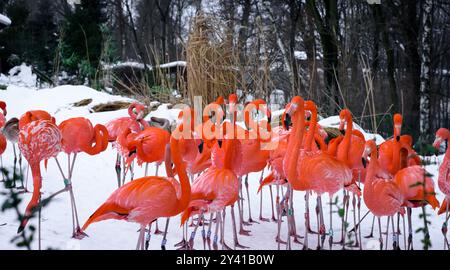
{"left": 396, "top": 136, "right": 400, "bottom": 142}
{"left": 17, "top": 225, "right": 24, "bottom": 234}
{"left": 198, "top": 140, "right": 204, "bottom": 154}
{"left": 218, "top": 140, "right": 223, "bottom": 148}
{"left": 362, "top": 158, "right": 367, "bottom": 168}
{"left": 340, "top": 129, "right": 345, "bottom": 135}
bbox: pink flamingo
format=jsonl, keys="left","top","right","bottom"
{"left": 18, "top": 119, "right": 62, "bottom": 249}
{"left": 80, "top": 132, "right": 191, "bottom": 250}
{"left": 433, "top": 127, "right": 450, "bottom": 249}
{"left": 105, "top": 102, "right": 149, "bottom": 187}
{"left": 56, "top": 117, "right": 109, "bottom": 238}
{"left": 362, "top": 140, "right": 404, "bottom": 250}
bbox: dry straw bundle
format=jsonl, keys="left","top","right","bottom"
{"left": 185, "top": 13, "right": 238, "bottom": 106}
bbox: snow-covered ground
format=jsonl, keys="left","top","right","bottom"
{"left": 0, "top": 82, "right": 447, "bottom": 250}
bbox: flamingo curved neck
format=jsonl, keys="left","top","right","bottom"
{"left": 339, "top": 112, "right": 353, "bottom": 162}
{"left": 170, "top": 137, "right": 191, "bottom": 212}
{"left": 285, "top": 104, "right": 305, "bottom": 184}
{"left": 305, "top": 107, "right": 317, "bottom": 151}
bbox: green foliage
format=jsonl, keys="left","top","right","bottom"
{"left": 0, "top": 168, "right": 54, "bottom": 250}
{"left": 60, "top": 0, "right": 107, "bottom": 84}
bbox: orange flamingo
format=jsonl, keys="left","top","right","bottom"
{"left": 105, "top": 102, "right": 149, "bottom": 187}
{"left": 181, "top": 119, "right": 243, "bottom": 250}
{"left": 433, "top": 127, "right": 450, "bottom": 249}
{"left": 296, "top": 101, "right": 351, "bottom": 249}
{"left": 17, "top": 119, "right": 62, "bottom": 249}
{"left": 393, "top": 164, "right": 439, "bottom": 249}
{"left": 80, "top": 130, "right": 191, "bottom": 250}
{"left": 333, "top": 109, "right": 365, "bottom": 247}
{"left": 379, "top": 114, "right": 420, "bottom": 176}
{"left": 362, "top": 140, "right": 404, "bottom": 250}
{"left": 18, "top": 110, "right": 55, "bottom": 129}
{"left": 57, "top": 117, "right": 109, "bottom": 238}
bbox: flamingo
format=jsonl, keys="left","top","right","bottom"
{"left": 56, "top": 117, "right": 109, "bottom": 238}
{"left": 393, "top": 164, "right": 439, "bottom": 249}
{"left": 329, "top": 108, "right": 365, "bottom": 248}
{"left": 0, "top": 102, "right": 7, "bottom": 183}
{"left": 105, "top": 102, "right": 149, "bottom": 187}
{"left": 362, "top": 140, "right": 404, "bottom": 250}
{"left": 297, "top": 101, "right": 351, "bottom": 249}
{"left": 18, "top": 110, "right": 55, "bottom": 129}
{"left": 181, "top": 118, "right": 243, "bottom": 250}
{"left": 17, "top": 119, "right": 62, "bottom": 250}
{"left": 433, "top": 127, "right": 450, "bottom": 249}
{"left": 80, "top": 130, "right": 191, "bottom": 250}
{"left": 2, "top": 118, "right": 24, "bottom": 189}
{"left": 379, "top": 114, "right": 421, "bottom": 176}
{"left": 125, "top": 125, "right": 171, "bottom": 237}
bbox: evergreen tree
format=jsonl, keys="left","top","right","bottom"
{"left": 61, "top": 0, "right": 106, "bottom": 82}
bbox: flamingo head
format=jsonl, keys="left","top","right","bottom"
{"left": 129, "top": 103, "right": 146, "bottom": 120}
{"left": 0, "top": 101, "right": 6, "bottom": 116}
{"left": 433, "top": 128, "right": 450, "bottom": 150}
{"left": 216, "top": 96, "right": 225, "bottom": 105}
{"left": 363, "top": 140, "right": 377, "bottom": 164}
{"left": 393, "top": 113, "right": 403, "bottom": 141}
{"left": 227, "top": 94, "right": 238, "bottom": 115}
{"left": 304, "top": 100, "right": 317, "bottom": 118}
{"left": 338, "top": 109, "right": 351, "bottom": 131}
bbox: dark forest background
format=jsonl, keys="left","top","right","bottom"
{"left": 0, "top": 0, "right": 449, "bottom": 146}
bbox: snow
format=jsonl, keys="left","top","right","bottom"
{"left": 294, "top": 51, "right": 307, "bottom": 61}
{"left": 0, "top": 84, "right": 447, "bottom": 250}
{"left": 0, "top": 64, "right": 37, "bottom": 88}
{"left": 319, "top": 116, "right": 385, "bottom": 144}
{"left": 104, "top": 61, "right": 186, "bottom": 71}
{"left": 0, "top": 14, "right": 11, "bottom": 26}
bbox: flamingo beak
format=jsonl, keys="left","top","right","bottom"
{"left": 284, "top": 114, "right": 291, "bottom": 131}
{"left": 217, "top": 139, "right": 223, "bottom": 148}
{"left": 198, "top": 140, "right": 204, "bottom": 154}
{"left": 433, "top": 137, "right": 442, "bottom": 150}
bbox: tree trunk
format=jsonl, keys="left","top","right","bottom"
{"left": 419, "top": 0, "right": 433, "bottom": 144}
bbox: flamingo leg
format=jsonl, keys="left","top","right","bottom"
{"left": 329, "top": 195, "right": 333, "bottom": 250}
{"left": 18, "top": 150, "right": 24, "bottom": 187}
{"left": 351, "top": 194, "right": 359, "bottom": 248}
{"left": 385, "top": 216, "right": 390, "bottom": 250}
{"left": 269, "top": 185, "right": 277, "bottom": 222}
{"left": 231, "top": 204, "right": 249, "bottom": 249}
{"left": 288, "top": 190, "right": 302, "bottom": 243}
{"left": 442, "top": 199, "right": 449, "bottom": 250}
{"left": 407, "top": 207, "right": 414, "bottom": 250}
{"left": 220, "top": 209, "right": 232, "bottom": 250}
{"left": 0, "top": 156, "right": 5, "bottom": 182}
{"left": 402, "top": 214, "right": 407, "bottom": 250}
{"left": 213, "top": 212, "right": 220, "bottom": 250}
{"left": 175, "top": 223, "right": 188, "bottom": 250}
{"left": 305, "top": 192, "right": 316, "bottom": 234}
{"left": 378, "top": 217, "right": 383, "bottom": 250}
{"left": 144, "top": 222, "right": 152, "bottom": 250}
{"left": 258, "top": 171, "right": 269, "bottom": 222}
{"left": 145, "top": 163, "right": 149, "bottom": 176}
{"left": 130, "top": 160, "right": 135, "bottom": 181}
{"left": 115, "top": 153, "right": 121, "bottom": 187}
{"left": 392, "top": 213, "right": 400, "bottom": 250}
{"left": 137, "top": 225, "right": 146, "bottom": 250}
{"left": 188, "top": 214, "right": 202, "bottom": 250}
{"left": 317, "top": 195, "right": 326, "bottom": 249}
{"left": 206, "top": 213, "right": 213, "bottom": 250}
{"left": 237, "top": 194, "right": 251, "bottom": 235}
{"left": 11, "top": 144, "right": 17, "bottom": 188}
{"left": 275, "top": 185, "right": 286, "bottom": 247}
{"left": 365, "top": 215, "right": 376, "bottom": 238}
{"left": 38, "top": 195, "right": 41, "bottom": 250}
{"left": 154, "top": 219, "right": 163, "bottom": 235}
{"left": 245, "top": 174, "right": 257, "bottom": 224}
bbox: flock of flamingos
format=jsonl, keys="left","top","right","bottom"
{"left": 0, "top": 94, "right": 449, "bottom": 250}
